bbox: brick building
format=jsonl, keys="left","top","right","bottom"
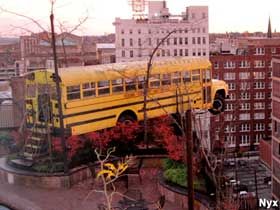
{"left": 114, "top": 1, "right": 209, "bottom": 62}
{"left": 272, "top": 58, "right": 280, "bottom": 200}
{"left": 210, "top": 38, "right": 280, "bottom": 153}
{"left": 19, "top": 32, "right": 98, "bottom": 72}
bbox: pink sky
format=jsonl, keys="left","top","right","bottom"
{"left": 0, "top": 0, "right": 279, "bottom": 36}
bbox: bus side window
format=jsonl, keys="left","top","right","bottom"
{"left": 192, "top": 69, "right": 200, "bottom": 81}
{"left": 125, "top": 78, "right": 136, "bottom": 91}
{"left": 203, "top": 69, "right": 211, "bottom": 83}
{"left": 150, "top": 74, "right": 160, "bottom": 88}
{"left": 112, "top": 79, "right": 124, "bottom": 93}
{"left": 98, "top": 80, "right": 110, "bottom": 95}
{"left": 137, "top": 76, "right": 145, "bottom": 89}
{"left": 82, "top": 82, "right": 96, "bottom": 98}
{"left": 162, "top": 73, "right": 171, "bottom": 85}
{"left": 183, "top": 71, "right": 191, "bottom": 83}
{"left": 67, "top": 85, "right": 81, "bottom": 100}
{"left": 172, "top": 72, "right": 181, "bottom": 85}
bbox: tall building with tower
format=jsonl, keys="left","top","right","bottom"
{"left": 114, "top": 1, "right": 209, "bottom": 62}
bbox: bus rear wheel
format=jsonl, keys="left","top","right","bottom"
{"left": 209, "top": 94, "right": 225, "bottom": 115}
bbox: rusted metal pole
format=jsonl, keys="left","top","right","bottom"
{"left": 50, "top": 13, "right": 68, "bottom": 174}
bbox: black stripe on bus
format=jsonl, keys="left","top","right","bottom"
{"left": 66, "top": 115, "right": 116, "bottom": 128}
{"left": 138, "top": 98, "right": 202, "bottom": 112}
{"left": 62, "top": 91, "right": 201, "bottom": 119}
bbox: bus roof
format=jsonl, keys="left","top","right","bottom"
{"left": 31, "top": 57, "right": 211, "bottom": 85}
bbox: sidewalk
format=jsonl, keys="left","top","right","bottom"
{"left": 0, "top": 168, "right": 187, "bottom": 210}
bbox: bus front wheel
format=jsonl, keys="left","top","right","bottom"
{"left": 209, "top": 94, "right": 225, "bottom": 115}
{"left": 117, "top": 114, "right": 137, "bottom": 125}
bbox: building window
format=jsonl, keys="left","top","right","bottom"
{"left": 239, "top": 72, "right": 250, "bottom": 79}
{"left": 224, "top": 61, "right": 235, "bottom": 69}
{"left": 240, "top": 124, "right": 250, "bottom": 132}
{"left": 148, "top": 29, "right": 152, "bottom": 34}
{"left": 229, "top": 93, "right": 236, "bottom": 100}
{"left": 202, "top": 37, "right": 206, "bottom": 44}
{"left": 129, "top": 38, "right": 133, "bottom": 47}
{"left": 255, "top": 134, "right": 262, "bottom": 144}
{"left": 225, "top": 125, "right": 236, "bottom": 133}
{"left": 184, "top": 49, "right": 188, "bottom": 56}
{"left": 121, "top": 39, "right": 125, "bottom": 47}
{"left": 202, "top": 49, "right": 206, "bottom": 56}
{"left": 240, "top": 92, "right": 250, "bottom": 100}
{"left": 174, "top": 38, "right": 177, "bottom": 45}
{"left": 241, "top": 135, "right": 250, "bottom": 145}
{"left": 179, "top": 37, "right": 183, "bottom": 45}
{"left": 184, "top": 28, "right": 188, "bottom": 33}
{"left": 239, "top": 113, "right": 250, "bottom": 120}
{"left": 240, "top": 103, "right": 250, "bottom": 110}
{"left": 179, "top": 49, "right": 183, "bottom": 56}
{"left": 254, "top": 60, "right": 265, "bottom": 68}
{"left": 272, "top": 48, "right": 276, "bottom": 54}
{"left": 138, "top": 29, "right": 141, "bottom": 34}
{"left": 138, "top": 38, "right": 141, "bottom": 47}
{"left": 228, "top": 83, "right": 236, "bottom": 90}
{"left": 202, "top": 12, "right": 206, "bottom": 19}
{"left": 226, "top": 136, "right": 236, "bottom": 147}
{"left": 254, "top": 92, "right": 265, "bottom": 99}
{"left": 254, "top": 112, "right": 265, "bottom": 119}
{"left": 253, "top": 82, "right": 265, "bottom": 89}
{"left": 167, "top": 38, "right": 170, "bottom": 45}
{"left": 239, "top": 60, "right": 250, "bottom": 68}
{"left": 202, "top": 27, "right": 206, "bottom": 33}
{"left": 197, "top": 37, "right": 201, "bottom": 44}
{"left": 121, "top": 50, "right": 125, "bottom": 57}
{"left": 121, "top": 29, "right": 124, "bottom": 34}
{"left": 255, "top": 48, "right": 265, "bottom": 55}
{"left": 224, "top": 114, "right": 233, "bottom": 121}
{"left": 254, "top": 123, "right": 265, "bottom": 131}
{"left": 174, "top": 49, "right": 177, "bottom": 56}
{"left": 129, "top": 29, "right": 133, "bottom": 34}
{"left": 253, "top": 72, "right": 265, "bottom": 79}
{"left": 240, "top": 82, "right": 250, "bottom": 90}
{"left": 224, "top": 72, "right": 236, "bottom": 80}
{"left": 225, "top": 103, "right": 234, "bottom": 111}
{"left": 192, "top": 49, "right": 196, "bottom": 56}
{"left": 254, "top": 102, "right": 265, "bottom": 110}
{"left": 130, "top": 50, "right": 133, "bottom": 58}
{"left": 192, "top": 37, "right": 196, "bottom": 44}
{"left": 166, "top": 49, "right": 170, "bottom": 56}
{"left": 214, "top": 61, "right": 219, "bottom": 69}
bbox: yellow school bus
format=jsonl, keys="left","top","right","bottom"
{"left": 25, "top": 57, "right": 228, "bottom": 136}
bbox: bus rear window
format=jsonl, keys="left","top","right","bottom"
{"left": 67, "top": 85, "right": 81, "bottom": 100}
{"left": 192, "top": 70, "right": 200, "bottom": 81}
{"left": 82, "top": 82, "right": 96, "bottom": 98}
{"left": 125, "top": 78, "right": 136, "bottom": 91}
{"left": 98, "top": 81, "right": 110, "bottom": 95}
{"left": 112, "top": 79, "right": 123, "bottom": 93}
{"left": 203, "top": 69, "right": 211, "bottom": 82}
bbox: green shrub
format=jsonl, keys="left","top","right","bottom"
{"left": 164, "top": 168, "right": 187, "bottom": 187}
{"left": 162, "top": 158, "right": 185, "bottom": 170}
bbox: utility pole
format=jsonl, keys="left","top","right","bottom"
{"left": 184, "top": 110, "right": 194, "bottom": 210}
{"left": 50, "top": 13, "right": 68, "bottom": 174}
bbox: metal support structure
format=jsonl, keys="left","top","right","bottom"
{"left": 184, "top": 110, "right": 194, "bottom": 210}
{"left": 50, "top": 13, "right": 68, "bottom": 174}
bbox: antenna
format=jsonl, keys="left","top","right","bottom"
{"left": 128, "top": 0, "right": 148, "bottom": 19}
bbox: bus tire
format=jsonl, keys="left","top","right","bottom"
{"left": 209, "top": 94, "right": 225, "bottom": 115}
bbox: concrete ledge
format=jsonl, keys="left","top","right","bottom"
{"left": 0, "top": 157, "right": 94, "bottom": 189}
{"left": 158, "top": 174, "right": 212, "bottom": 210}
